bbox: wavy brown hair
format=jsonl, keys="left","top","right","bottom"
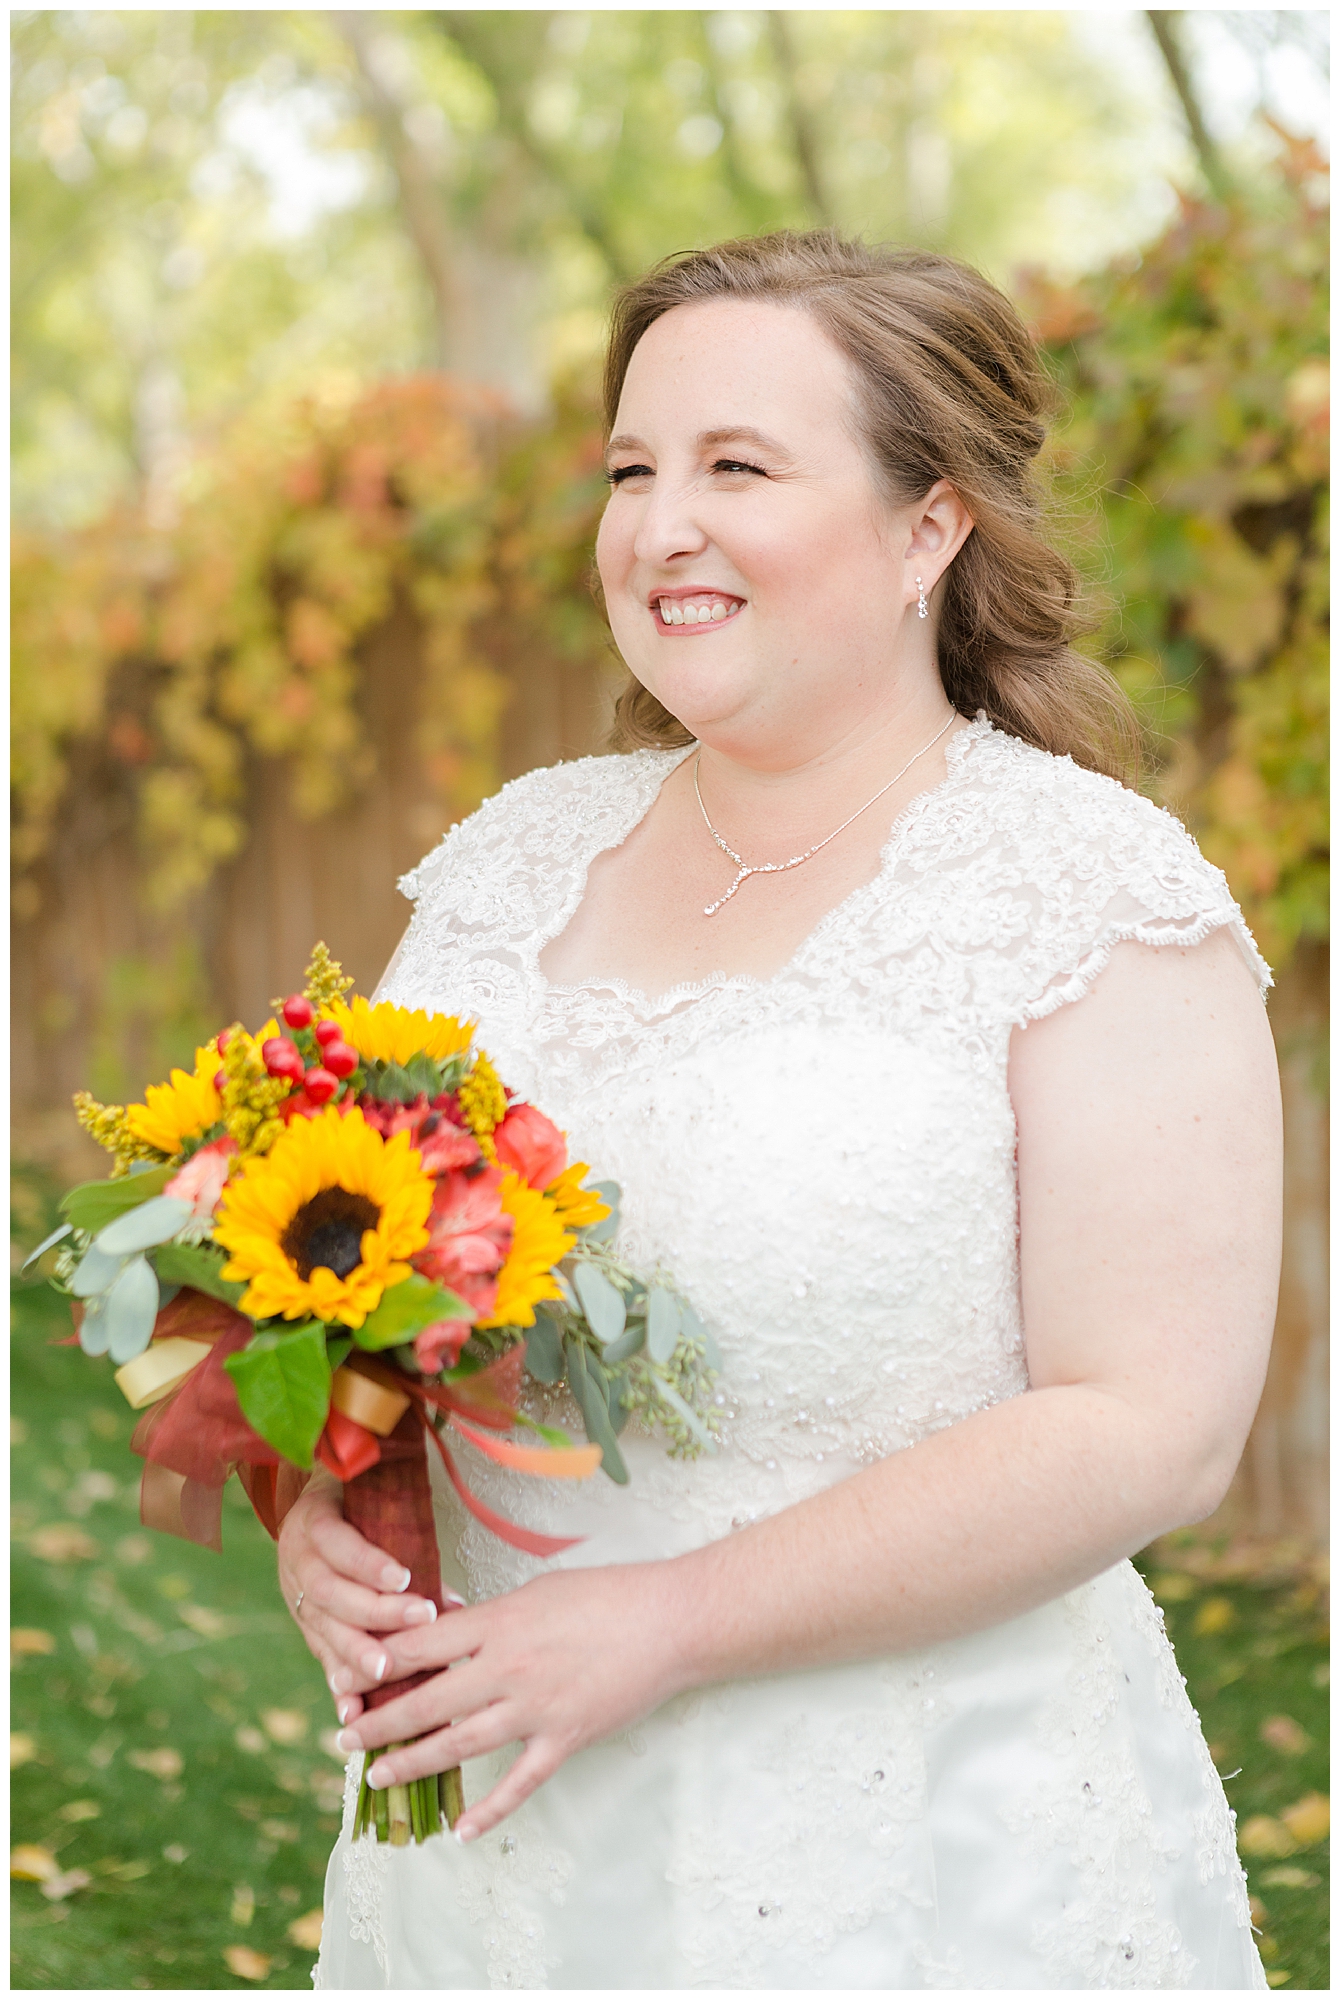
{"left": 602, "top": 230, "right": 1139, "bottom": 784}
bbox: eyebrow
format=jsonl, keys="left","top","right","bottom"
{"left": 603, "top": 425, "right": 792, "bottom": 466}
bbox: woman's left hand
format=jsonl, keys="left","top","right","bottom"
{"left": 333, "top": 1561, "right": 688, "bottom": 1841}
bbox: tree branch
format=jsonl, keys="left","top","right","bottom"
{"left": 766, "top": 11, "right": 832, "bottom": 227}
{"left": 1146, "top": 11, "right": 1232, "bottom": 202}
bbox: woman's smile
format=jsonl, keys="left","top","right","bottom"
{"left": 651, "top": 587, "right": 745, "bottom": 632}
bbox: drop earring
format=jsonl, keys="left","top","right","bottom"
{"left": 916, "top": 577, "right": 929, "bottom": 620}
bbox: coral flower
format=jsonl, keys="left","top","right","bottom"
{"left": 323, "top": 998, "right": 474, "bottom": 1068}
{"left": 494, "top": 1103, "right": 568, "bottom": 1189}
{"left": 214, "top": 1106, "right": 432, "bottom": 1328}
{"left": 124, "top": 1044, "right": 224, "bottom": 1158}
{"left": 415, "top": 1166, "right": 515, "bottom": 1321}
{"left": 164, "top": 1135, "right": 237, "bottom": 1233}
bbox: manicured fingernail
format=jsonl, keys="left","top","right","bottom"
{"left": 335, "top": 1728, "right": 360, "bottom": 1753}
{"left": 360, "top": 1649, "right": 388, "bottom": 1680}
{"left": 443, "top": 1591, "right": 467, "bottom": 1608}
{"left": 455, "top": 1823, "right": 476, "bottom": 1844}
{"left": 405, "top": 1600, "right": 437, "bottom": 1625}
{"left": 336, "top": 1698, "right": 356, "bottom": 1725}
{"left": 330, "top": 1667, "right": 353, "bottom": 1695}
{"left": 367, "top": 1761, "right": 392, "bottom": 1789}
{"left": 383, "top": 1565, "right": 412, "bottom": 1592}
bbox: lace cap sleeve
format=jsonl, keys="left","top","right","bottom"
{"left": 940, "top": 731, "right": 1272, "bottom": 1032}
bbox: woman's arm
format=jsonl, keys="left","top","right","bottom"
{"left": 313, "top": 931, "right": 1283, "bottom": 1835}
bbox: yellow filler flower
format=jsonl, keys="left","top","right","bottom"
{"left": 124, "top": 1044, "right": 223, "bottom": 1159}
{"left": 323, "top": 997, "right": 474, "bottom": 1068}
{"left": 214, "top": 1106, "right": 433, "bottom": 1328}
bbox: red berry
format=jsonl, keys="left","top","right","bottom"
{"left": 323, "top": 1041, "right": 358, "bottom": 1079}
{"left": 262, "top": 1036, "right": 305, "bottom": 1080}
{"left": 282, "top": 993, "right": 314, "bottom": 1029}
{"left": 217, "top": 1029, "right": 233, "bottom": 1054}
{"left": 314, "top": 1019, "right": 342, "bottom": 1049}
{"left": 213, "top": 1069, "right": 227, "bottom": 1091}
{"left": 303, "top": 1067, "right": 339, "bottom": 1105}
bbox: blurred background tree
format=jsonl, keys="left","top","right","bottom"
{"left": 11, "top": 10, "right": 1329, "bottom": 1526}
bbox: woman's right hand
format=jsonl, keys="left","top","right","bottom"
{"left": 276, "top": 1466, "right": 449, "bottom": 1725}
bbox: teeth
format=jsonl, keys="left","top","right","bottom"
{"left": 658, "top": 597, "right": 740, "bottom": 626}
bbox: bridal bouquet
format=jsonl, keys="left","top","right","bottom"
{"left": 30, "top": 945, "right": 719, "bottom": 1847}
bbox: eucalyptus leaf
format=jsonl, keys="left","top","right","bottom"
{"left": 61, "top": 1165, "right": 174, "bottom": 1233}
{"left": 553, "top": 1268, "right": 578, "bottom": 1310}
{"left": 224, "top": 1321, "right": 331, "bottom": 1468}
{"left": 572, "top": 1262, "right": 626, "bottom": 1346}
{"left": 104, "top": 1255, "right": 161, "bottom": 1364}
{"left": 645, "top": 1286, "right": 681, "bottom": 1365}
{"left": 78, "top": 1295, "right": 111, "bottom": 1357}
{"left": 582, "top": 1180, "right": 621, "bottom": 1246}
{"left": 565, "top": 1338, "right": 629, "bottom": 1484}
{"left": 20, "top": 1222, "right": 73, "bottom": 1274}
{"left": 151, "top": 1241, "right": 246, "bottom": 1306}
{"left": 69, "top": 1244, "right": 125, "bottom": 1299}
{"left": 605, "top": 1371, "right": 632, "bottom": 1436}
{"left": 599, "top": 1320, "right": 646, "bottom": 1368}
{"left": 353, "top": 1273, "right": 471, "bottom": 1351}
{"left": 96, "top": 1195, "right": 193, "bottom": 1257}
{"left": 525, "top": 1310, "right": 564, "bottom": 1385}
{"left": 679, "top": 1301, "right": 722, "bottom": 1372}
{"left": 654, "top": 1377, "right": 714, "bottom": 1451}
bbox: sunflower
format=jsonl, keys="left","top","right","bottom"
{"left": 214, "top": 1105, "right": 433, "bottom": 1327}
{"left": 478, "top": 1170, "right": 575, "bottom": 1329}
{"left": 544, "top": 1163, "right": 611, "bottom": 1231}
{"left": 124, "top": 1043, "right": 224, "bottom": 1159}
{"left": 323, "top": 997, "right": 475, "bottom": 1068}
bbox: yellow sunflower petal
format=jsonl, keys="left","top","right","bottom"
{"left": 545, "top": 1163, "right": 611, "bottom": 1230}
{"left": 323, "top": 997, "right": 475, "bottom": 1069}
{"left": 124, "top": 1042, "right": 223, "bottom": 1158}
{"left": 478, "top": 1170, "right": 575, "bottom": 1330}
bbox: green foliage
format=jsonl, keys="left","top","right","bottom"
{"left": 223, "top": 1323, "right": 331, "bottom": 1469}
{"left": 351, "top": 1273, "right": 470, "bottom": 1351}
{"left": 1028, "top": 138, "right": 1329, "bottom": 969}
{"left": 151, "top": 1242, "right": 247, "bottom": 1308}
{"left": 61, "top": 1166, "right": 175, "bottom": 1233}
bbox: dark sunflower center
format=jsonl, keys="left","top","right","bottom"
{"left": 282, "top": 1189, "right": 381, "bottom": 1282}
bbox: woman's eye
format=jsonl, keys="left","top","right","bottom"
{"left": 605, "top": 464, "right": 653, "bottom": 485}
{"left": 712, "top": 458, "right": 766, "bottom": 477}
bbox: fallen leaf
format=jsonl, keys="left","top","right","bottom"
{"left": 1259, "top": 1715, "right": 1311, "bottom": 1756}
{"left": 261, "top": 1707, "right": 307, "bottom": 1745}
{"left": 109, "top": 1859, "right": 152, "bottom": 1881}
{"left": 127, "top": 1747, "right": 184, "bottom": 1782}
{"left": 288, "top": 1909, "right": 324, "bottom": 1950}
{"left": 223, "top": 1945, "right": 271, "bottom": 1981}
{"left": 40, "top": 1868, "right": 92, "bottom": 1902}
{"left": 11, "top": 1417, "right": 28, "bottom": 1445}
{"left": 234, "top": 1725, "right": 267, "bottom": 1755}
{"left": 11, "top": 1845, "right": 59, "bottom": 1881}
{"left": 1260, "top": 1866, "right": 1320, "bottom": 1890}
{"left": 179, "top": 1604, "right": 233, "bottom": 1639}
{"left": 11, "top": 1628, "right": 56, "bottom": 1659}
{"left": 231, "top": 1883, "right": 256, "bottom": 1926}
{"left": 11, "top": 1733, "right": 38, "bottom": 1768}
{"left": 1279, "top": 1793, "right": 1329, "bottom": 1847}
{"left": 1150, "top": 1571, "right": 1196, "bottom": 1602}
{"left": 114, "top": 1535, "right": 152, "bottom": 1565}
{"left": 260, "top": 1819, "right": 300, "bottom": 1843}
{"left": 1249, "top": 1895, "right": 1268, "bottom": 1927}
{"left": 1193, "top": 1596, "right": 1236, "bottom": 1636}
{"left": 57, "top": 1800, "right": 100, "bottom": 1823}
{"left": 163, "top": 1844, "right": 189, "bottom": 1864}
{"left": 1265, "top": 1972, "right": 1292, "bottom": 1988}
{"left": 1238, "top": 1816, "right": 1297, "bottom": 1859}
{"left": 28, "top": 1524, "right": 99, "bottom": 1564}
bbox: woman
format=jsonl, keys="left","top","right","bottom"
{"left": 291, "top": 233, "right": 1280, "bottom": 1989}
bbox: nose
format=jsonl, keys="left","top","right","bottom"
{"left": 631, "top": 471, "right": 711, "bottom": 569}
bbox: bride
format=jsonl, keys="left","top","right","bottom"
{"left": 287, "top": 232, "right": 1279, "bottom": 1990}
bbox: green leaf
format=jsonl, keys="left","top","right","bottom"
{"left": 62, "top": 1165, "right": 174, "bottom": 1232}
{"left": 326, "top": 1336, "right": 353, "bottom": 1372}
{"left": 653, "top": 1377, "right": 714, "bottom": 1452}
{"left": 353, "top": 1272, "right": 471, "bottom": 1351}
{"left": 514, "top": 1412, "right": 577, "bottom": 1449}
{"left": 151, "top": 1241, "right": 246, "bottom": 1307}
{"left": 224, "top": 1321, "right": 331, "bottom": 1468}
{"left": 524, "top": 1309, "right": 564, "bottom": 1384}
{"left": 564, "top": 1337, "right": 628, "bottom": 1484}
{"left": 645, "top": 1286, "right": 681, "bottom": 1364}
{"left": 571, "top": 1261, "right": 626, "bottom": 1345}
{"left": 600, "top": 1320, "right": 646, "bottom": 1368}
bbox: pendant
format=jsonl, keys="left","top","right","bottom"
{"left": 703, "top": 867, "right": 752, "bottom": 917}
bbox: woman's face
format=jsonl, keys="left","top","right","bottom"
{"left": 596, "top": 297, "right": 959, "bottom": 765}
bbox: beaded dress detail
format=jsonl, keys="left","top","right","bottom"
{"left": 315, "top": 717, "right": 1268, "bottom": 1991}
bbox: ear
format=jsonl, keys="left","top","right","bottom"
{"left": 904, "top": 480, "right": 975, "bottom": 597}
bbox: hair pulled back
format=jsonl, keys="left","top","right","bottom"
{"left": 603, "top": 230, "right": 1139, "bottom": 784}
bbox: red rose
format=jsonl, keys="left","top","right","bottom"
{"left": 493, "top": 1102, "right": 567, "bottom": 1189}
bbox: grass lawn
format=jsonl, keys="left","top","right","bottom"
{"left": 10, "top": 1172, "right": 1330, "bottom": 1989}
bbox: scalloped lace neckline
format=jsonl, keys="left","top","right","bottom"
{"left": 535, "top": 716, "right": 991, "bottom": 1018}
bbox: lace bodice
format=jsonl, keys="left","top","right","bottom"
{"left": 379, "top": 716, "right": 1267, "bottom": 1565}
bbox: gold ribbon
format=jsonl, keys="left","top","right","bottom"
{"left": 114, "top": 1337, "right": 214, "bottom": 1411}
{"left": 331, "top": 1364, "right": 411, "bottom": 1438}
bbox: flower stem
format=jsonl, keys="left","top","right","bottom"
{"left": 440, "top": 1765, "right": 465, "bottom": 1830}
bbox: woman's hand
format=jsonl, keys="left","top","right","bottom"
{"left": 332, "top": 1561, "right": 687, "bottom": 1842}
{"left": 276, "top": 1467, "right": 450, "bottom": 1726}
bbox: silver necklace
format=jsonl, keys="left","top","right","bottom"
{"left": 692, "top": 712, "right": 957, "bottom": 917}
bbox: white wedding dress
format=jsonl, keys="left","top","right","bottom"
{"left": 315, "top": 717, "right": 1269, "bottom": 1991}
